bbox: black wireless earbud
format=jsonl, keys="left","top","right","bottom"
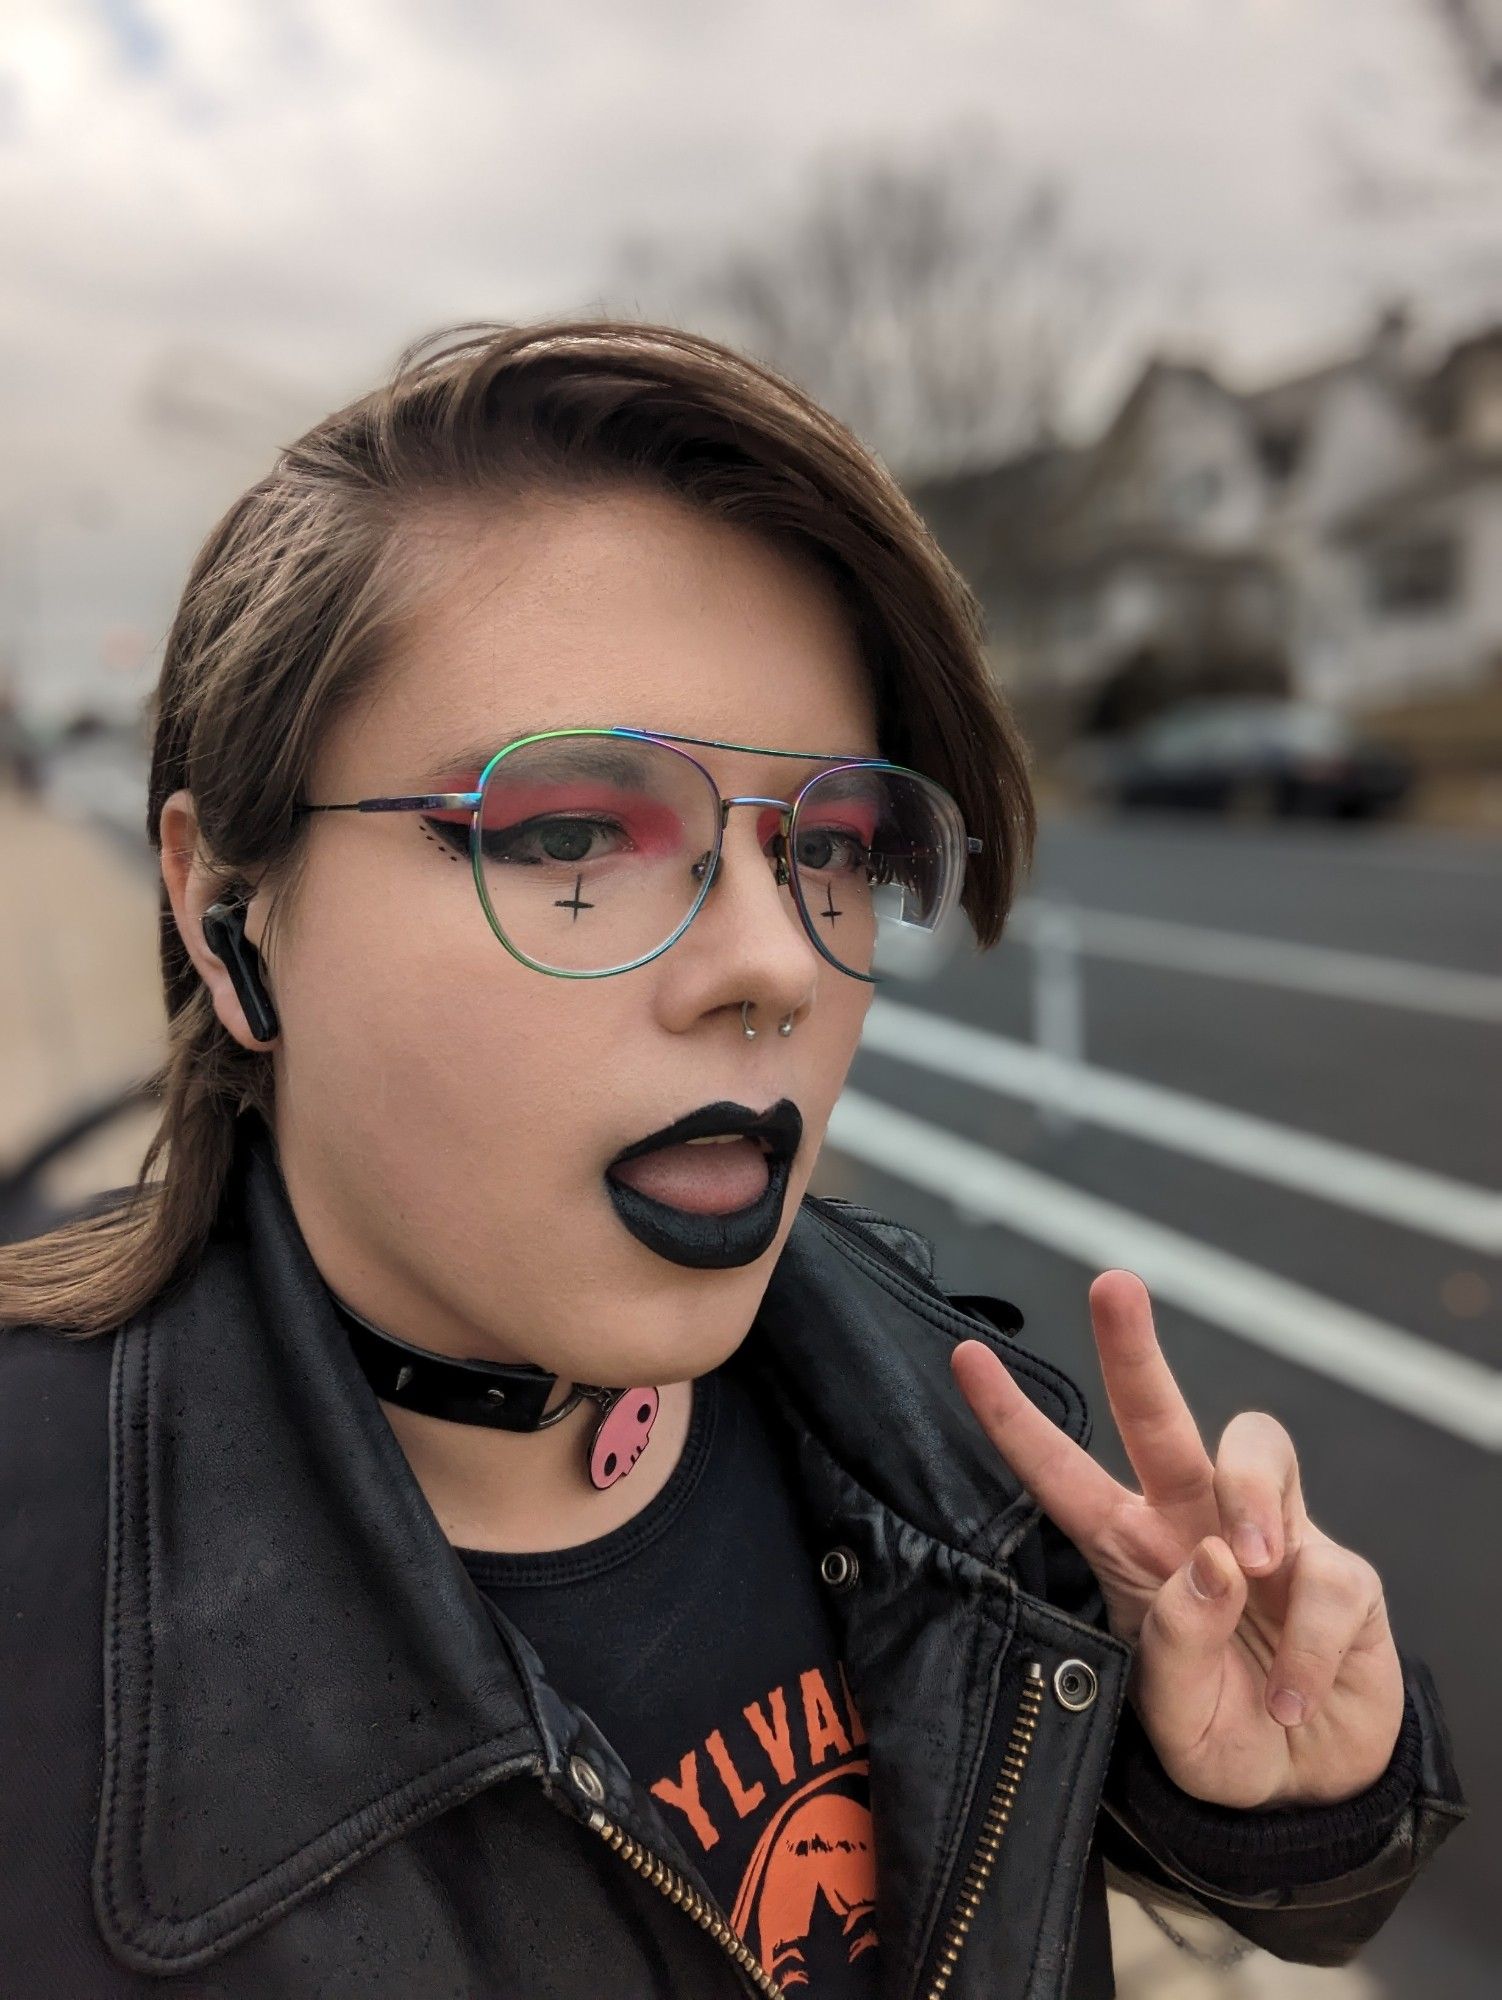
{"left": 201, "top": 899, "right": 281, "bottom": 1044}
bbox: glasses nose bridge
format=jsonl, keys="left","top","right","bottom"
{"left": 707, "top": 792, "right": 796, "bottom": 895}
{"left": 717, "top": 791, "right": 793, "bottom": 829}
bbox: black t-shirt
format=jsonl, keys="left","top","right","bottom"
{"left": 455, "top": 1350, "right": 881, "bottom": 1999}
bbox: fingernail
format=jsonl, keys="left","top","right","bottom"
{"left": 1232, "top": 1524, "right": 1270, "bottom": 1569}
{"left": 1188, "top": 1552, "right": 1227, "bottom": 1600}
{"left": 1270, "top": 1687, "right": 1306, "bottom": 1727}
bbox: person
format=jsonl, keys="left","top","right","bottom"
{"left": 0, "top": 320, "right": 1467, "bottom": 1999}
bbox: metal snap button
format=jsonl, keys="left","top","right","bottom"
{"left": 819, "top": 1546, "right": 860, "bottom": 1590}
{"left": 568, "top": 1752, "right": 606, "bottom": 1802}
{"left": 1053, "top": 1658, "right": 1098, "bottom": 1711}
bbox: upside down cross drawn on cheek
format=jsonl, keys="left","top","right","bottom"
{"left": 554, "top": 874, "right": 595, "bottom": 920}
{"left": 820, "top": 882, "right": 842, "bottom": 926}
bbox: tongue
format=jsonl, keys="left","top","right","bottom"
{"left": 609, "top": 1139, "right": 770, "bottom": 1214}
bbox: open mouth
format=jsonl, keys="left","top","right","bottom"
{"left": 602, "top": 1099, "right": 803, "bottom": 1270}
{"left": 605, "top": 1099, "right": 802, "bottom": 1214}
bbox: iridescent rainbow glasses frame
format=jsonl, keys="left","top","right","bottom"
{"left": 292, "top": 726, "right": 983, "bottom": 984}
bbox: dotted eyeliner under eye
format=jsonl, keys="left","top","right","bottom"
{"left": 421, "top": 823, "right": 465, "bottom": 862}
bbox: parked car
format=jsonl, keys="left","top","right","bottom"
{"left": 1069, "top": 698, "right": 1414, "bottom": 820}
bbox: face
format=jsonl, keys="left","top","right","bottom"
{"left": 181, "top": 487, "right": 880, "bottom": 1388}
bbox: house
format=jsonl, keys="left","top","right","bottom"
{"left": 912, "top": 308, "right": 1502, "bottom": 736}
{"left": 1316, "top": 326, "right": 1502, "bottom": 706}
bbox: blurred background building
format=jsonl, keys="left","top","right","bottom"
{"left": 913, "top": 304, "right": 1502, "bottom": 805}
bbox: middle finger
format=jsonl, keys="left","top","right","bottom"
{"left": 1091, "top": 1270, "right": 1214, "bottom": 1509}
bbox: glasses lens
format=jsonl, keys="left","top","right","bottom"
{"left": 473, "top": 734, "right": 719, "bottom": 973}
{"left": 789, "top": 764, "right": 969, "bottom": 981}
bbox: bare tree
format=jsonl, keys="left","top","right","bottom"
{"left": 1427, "top": 0, "right": 1502, "bottom": 102}
{"left": 614, "top": 127, "right": 1126, "bottom": 478}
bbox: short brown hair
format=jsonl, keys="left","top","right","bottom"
{"left": 0, "top": 317, "right": 1035, "bottom": 1337}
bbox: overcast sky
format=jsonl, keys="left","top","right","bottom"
{"left": 4, "top": 0, "right": 1502, "bottom": 717}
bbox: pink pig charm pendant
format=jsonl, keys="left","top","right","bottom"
{"left": 588, "top": 1387, "right": 660, "bottom": 1489}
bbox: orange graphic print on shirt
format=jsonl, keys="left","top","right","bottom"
{"left": 649, "top": 1660, "right": 878, "bottom": 1991}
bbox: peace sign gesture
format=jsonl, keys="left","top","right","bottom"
{"left": 952, "top": 1270, "right": 1405, "bottom": 1810}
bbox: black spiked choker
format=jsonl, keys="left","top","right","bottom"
{"left": 331, "top": 1293, "right": 661, "bottom": 1490}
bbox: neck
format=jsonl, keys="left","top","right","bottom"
{"left": 376, "top": 1378, "right": 697, "bottom": 1555}
{"left": 322, "top": 1280, "right": 698, "bottom": 1555}
{"left": 263, "top": 1124, "right": 699, "bottom": 1552}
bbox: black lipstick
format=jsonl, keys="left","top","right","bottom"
{"left": 603, "top": 1099, "right": 803, "bottom": 1271}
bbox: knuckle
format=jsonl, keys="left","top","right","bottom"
{"left": 1144, "top": 1584, "right": 1195, "bottom": 1649}
{"left": 1211, "top": 1459, "right": 1277, "bottom": 1526}
{"left": 1303, "top": 1542, "right": 1376, "bottom": 1607}
{"left": 1279, "top": 1644, "right": 1338, "bottom": 1691}
{"left": 1344, "top": 1553, "right": 1383, "bottom": 1607}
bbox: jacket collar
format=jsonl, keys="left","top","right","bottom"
{"left": 94, "top": 1113, "right": 1087, "bottom": 1970}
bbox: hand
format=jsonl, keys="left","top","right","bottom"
{"left": 951, "top": 1269, "right": 1405, "bottom": 1810}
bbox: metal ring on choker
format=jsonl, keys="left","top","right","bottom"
{"left": 333, "top": 1295, "right": 660, "bottom": 1491}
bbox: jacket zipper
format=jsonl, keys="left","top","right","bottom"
{"left": 921, "top": 1659, "right": 1046, "bottom": 1999}
{"left": 581, "top": 1807, "right": 788, "bottom": 1998}
{"left": 816, "top": 1201, "right": 1056, "bottom": 1994}
{"left": 480, "top": 1216, "right": 1033, "bottom": 1999}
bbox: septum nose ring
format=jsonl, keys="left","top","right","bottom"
{"left": 743, "top": 1000, "right": 796, "bottom": 1039}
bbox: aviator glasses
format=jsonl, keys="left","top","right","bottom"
{"left": 293, "top": 727, "right": 983, "bottom": 983}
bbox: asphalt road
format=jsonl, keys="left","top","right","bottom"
{"left": 813, "top": 804, "right": 1501, "bottom": 1996}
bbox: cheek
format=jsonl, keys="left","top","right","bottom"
{"left": 274, "top": 840, "right": 636, "bottom": 1174}
{"left": 815, "top": 978, "right": 871, "bottom": 1084}
{"left": 274, "top": 843, "right": 515, "bottom": 1114}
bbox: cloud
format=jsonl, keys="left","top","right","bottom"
{"left": 2, "top": 0, "right": 1500, "bottom": 712}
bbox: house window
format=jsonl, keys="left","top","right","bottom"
{"left": 1258, "top": 426, "right": 1304, "bottom": 481}
{"left": 1366, "top": 536, "right": 1459, "bottom": 612}
{"left": 1166, "top": 468, "right": 1223, "bottom": 522}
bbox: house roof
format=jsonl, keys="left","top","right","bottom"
{"left": 908, "top": 444, "right": 1080, "bottom": 593}
{"left": 909, "top": 313, "right": 1502, "bottom": 583}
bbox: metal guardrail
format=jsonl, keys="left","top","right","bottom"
{"left": 0, "top": 1079, "right": 158, "bottom": 1245}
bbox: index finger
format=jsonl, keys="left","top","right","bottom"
{"left": 951, "top": 1338, "right": 1128, "bottom": 1555}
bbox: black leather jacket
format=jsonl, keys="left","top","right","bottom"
{"left": 0, "top": 1122, "right": 1468, "bottom": 1998}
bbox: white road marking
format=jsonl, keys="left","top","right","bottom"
{"left": 1007, "top": 899, "right": 1502, "bottom": 1023}
{"left": 862, "top": 999, "right": 1502, "bottom": 1255}
{"left": 825, "top": 1090, "right": 1502, "bottom": 1451}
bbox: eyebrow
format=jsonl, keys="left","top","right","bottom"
{"left": 418, "top": 738, "right": 513, "bottom": 786}
{"left": 418, "top": 729, "right": 881, "bottom": 786}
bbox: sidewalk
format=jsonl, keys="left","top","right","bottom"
{"left": 0, "top": 782, "right": 163, "bottom": 1203}
{"left": 1107, "top": 1892, "right": 1377, "bottom": 1997}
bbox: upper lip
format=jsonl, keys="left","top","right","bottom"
{"left": 606, "top": 1098, "right": 803, "bottom": 1170}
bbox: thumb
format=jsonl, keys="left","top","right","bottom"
{"left": 1133, "top": 1535, "right": 1247, "bottom": 1757}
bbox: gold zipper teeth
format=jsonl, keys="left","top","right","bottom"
{"left": 582, "top": 1657, "right": 1048, "bottom": 2000}
{"left": 585, "top": 1810, "right": 788, "bottom": 1999}
{"left": 924, "top": 1659, "right": 1047, "bottom": 2000}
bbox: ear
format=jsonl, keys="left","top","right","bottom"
{"left": 159, "top": 789, "right": 278, "bottom": 1053}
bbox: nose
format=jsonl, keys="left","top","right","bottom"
{"left": 696, "top": 796, "right": 796, "bottom": 898}
{"left": 684, "top": 798, "right": 821, "bottom": 1002}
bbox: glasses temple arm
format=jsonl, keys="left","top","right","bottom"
{"left": 294, "top": 793, "right": 485, "bottom": 815}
